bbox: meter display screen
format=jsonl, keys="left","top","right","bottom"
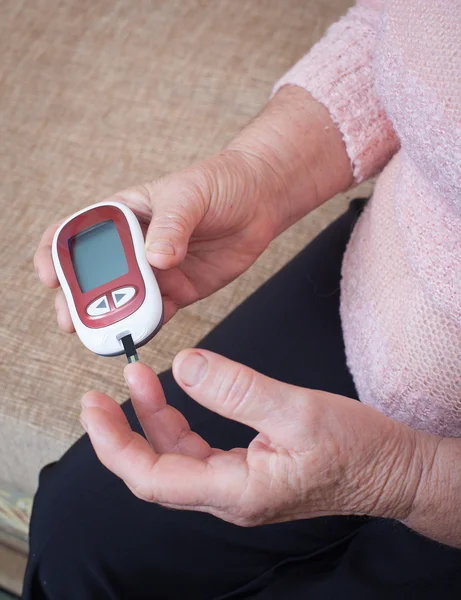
{"left": 69, "top": 220, "right": 128, "bottom": 293}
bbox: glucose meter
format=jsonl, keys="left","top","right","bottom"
{"left": 52, "top": 201, "right": 163, "bottom": 357}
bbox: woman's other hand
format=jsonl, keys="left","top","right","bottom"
{"left": 79, "top": 352, "right": 436, "bottom": 527}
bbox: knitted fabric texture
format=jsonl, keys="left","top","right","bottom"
{"left": 274, "top": 0, "right": 461, "bottom": 436}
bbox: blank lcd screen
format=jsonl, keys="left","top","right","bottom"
{"left": 69, "top": 220, "right": 129, "bottom": 293}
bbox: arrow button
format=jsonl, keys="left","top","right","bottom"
{"left": 112, "top": 286, "right": 136, "bottom": 308}
{"left": 96, "top": 298, "right": 108, "bottom": 309}
{"left": 87, "top": 295, "right": 110, "bottom": 316}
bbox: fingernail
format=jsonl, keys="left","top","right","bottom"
{"left": 147, "top": 241, "right": 175, "bottom": 256}
{"left": 177, "top": 353, "right": 208, "bottom": 386}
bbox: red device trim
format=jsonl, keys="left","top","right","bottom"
{"left": 56, "top": 206, "right": 146, "bottom": 329}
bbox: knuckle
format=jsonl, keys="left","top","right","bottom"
{"left": 230, "top": 504, "right": 261, "bottom": 528}
{"left": 132, "top": 183, "right": 157, "bottom": 215}
{"left": 173, "top": 162, "right": 220, "bottom": 215}
{"left": 168, "top": 426, "right": 191, "bottom": 454}
{"left": 151, "top": 211, "right": 190, "bottom": 238}
{"left": 127, "top": 481, "right": 153, "bottom": 503}
{"left": 111, "top": 184, "right": 153, "bottom": 222}
{"left": 135, "top": 182, "right": 155, "bottom": 203}
{"left": 217, "top": 366, "right": 256, "bottom": 416}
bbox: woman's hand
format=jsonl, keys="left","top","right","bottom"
{"left": 33, "top": 86, "right": 353, "bottom": 332}
{"left": 34, "top": 149, "right": 280, "bottom": 330}
{"left": 80, "top": 351, "right": 437, "bottom": 527}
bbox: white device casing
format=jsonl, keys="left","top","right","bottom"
{"left": 52, "top": 201, "right": 163, "bottom": 356}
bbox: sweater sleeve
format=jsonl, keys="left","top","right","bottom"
{"left": 273, "top": 0, "right": 399, "bottom": 183}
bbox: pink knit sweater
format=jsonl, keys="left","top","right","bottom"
{"left": 275, "top": 0, "right": 461, "bottom": 436}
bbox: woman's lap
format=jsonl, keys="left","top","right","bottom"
{"left": 23, "top": 200, "right": 461, "bottom": 599}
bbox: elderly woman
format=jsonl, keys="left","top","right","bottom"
{"left": 26, "top": 1, "right": 461, "bottom": 598}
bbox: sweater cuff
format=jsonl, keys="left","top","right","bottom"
{"left": 272, "top": 8, "right": 399, "bottom": 183}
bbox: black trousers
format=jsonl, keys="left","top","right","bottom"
{"left": 24, "top": 200, "right": 461, "bottom": 599}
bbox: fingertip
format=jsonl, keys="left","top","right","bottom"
{"left": 124, "top": 362, "right": 162, "bottom": 400}
{"left": 56, "top": 310, "right": 75, "bottom": 333}
{"left": 172, "top": 349, "right": 190, "bottom": 379}
{"left": 123, "top": 361, "right": 144, "bottom": 385}
{"left": 81, "top": 391, "right": 98, "bottom": 408}
{"left": 81, "top": 390, "right": 111, "bottom": 409}
{"left": 146, "top": 251, "right": 179, "bottom": 271}
{"left": 80, "top": 406, "right": 115, "bottom": 442}
{"left": 55, "top": 291, "right": 75, "bottom": 333}
{"left": 81, "top": 391, "right": 125, "bottom": 428}
{"left": 173, "top": 349, "right": 209, "bottom": 388}
{"left": 145, "top": 239, "right": 188, "bottom": 271}
{"left": 38, "top": 268, "right": 60, "bottom": 289}
{"left": 81, "top": 406, "right": 144, "bottom": 474}
{"left": 34, "top": 246, "right": 60, "bottom": 288}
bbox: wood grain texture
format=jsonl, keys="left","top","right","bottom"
{"left": 0, "top": 0, "right": 369, "bottom": 494}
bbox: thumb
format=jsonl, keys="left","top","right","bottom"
{"left": 144, "top": 167, "right": 210, "bottom": 270}
{"left": 172, "top": 350, "right": 306, "bottom": 440}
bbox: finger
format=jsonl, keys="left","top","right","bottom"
{"left": 81, "top": 404, "right": 242, "bottom": 507}
{"left": 173, "top": 350, "right": 304, "bottom": 439}
{"left": 144, "top": 172, "right": 209, "bottom": 270}
{"left": 81, "top": 390, "right": 126, "bottom": 421}
{"left": 161, "top": 297, "right": 179, "bottom": 325}
{"left": 55, "top": 288, "right": 75, "bottom": 333}
{"left": 124, "top": 362, "right": 211, "bottom": 459}
{"left": 34, "top": 220, "right": 65, "bottom": 288}
{"left": 154, "top": 266, "right": 199, "bottom": 310}
{"left": 34, "top": 243, "right": 59, "bottom": 288}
